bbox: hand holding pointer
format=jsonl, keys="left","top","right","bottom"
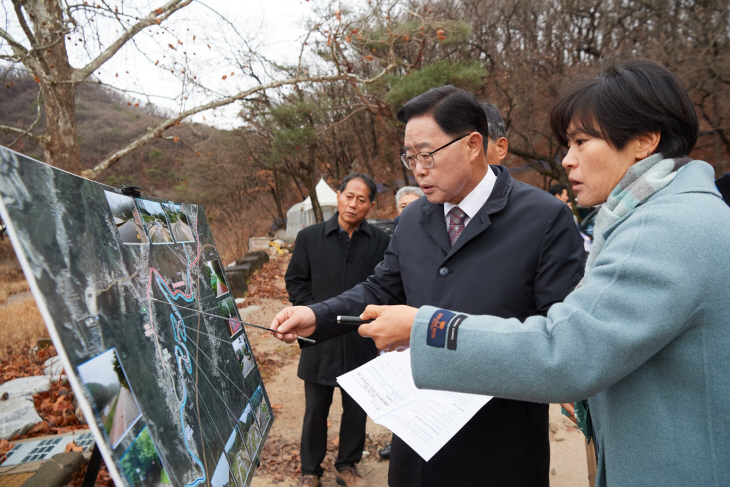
{"left": 357, "top": 304, "right": 418, "bottom": 351}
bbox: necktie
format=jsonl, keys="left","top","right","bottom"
{"left": 448, "top": 206, "right": 466, "bottom": 246}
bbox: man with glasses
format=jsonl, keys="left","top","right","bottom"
{"left": 271, "top": 86, "right": 584, "bottom": 486}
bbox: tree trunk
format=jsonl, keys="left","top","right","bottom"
{"left": 19, "top": 0, "right": 83, "bottom": 174}
{"left": 309, "top": 179, "right": 324, "bottom": 224}
{"left": 306, "top": 147, "right": 324, "bottom": 223}
{"left": 290, "top": 174, "right": 307, "bottom": 200}
{"left": 302, "top": 176, "right": 323, "bottom": 224}
{"left": 271, "top": 171, "right": 286, "bottom": 223}
{"left": 42, "top": 83, "right": 82, "bottom": 174}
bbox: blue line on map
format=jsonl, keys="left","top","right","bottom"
{"left": 174, "top": 344, "right": 205, "bottom": 486}
{"left": 156, "top": 267, "right": 206, "bottom": 486}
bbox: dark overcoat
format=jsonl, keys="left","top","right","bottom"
{"left": 285, "top": 214, "right": 390, "bottom": 387}
{"left": 309, "top": 166, "right": 586, "bottom": 486}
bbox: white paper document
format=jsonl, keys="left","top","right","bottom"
{"left": 337, "top": 349, "right": 491, "bottom": 461}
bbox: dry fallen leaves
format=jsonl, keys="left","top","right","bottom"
{"left": 1, "top": 346, "right": 88, "bottom": 441}
{"left": 258, "top": 434, "right": 338, "bottom": 482}
{"left": 70, "top": 459, "right": 114, "bottom": 487}
{"left": 0, "top": 438, "right": 11, "bottom": 464}
{"left": 65, "top": 441, "right": 83, "bottom": 453}
{"left": 1, "top": 346, "right": 52, "bottom": 383}
{"left": 245, "top": 255, "right": 291, "bottom": 301}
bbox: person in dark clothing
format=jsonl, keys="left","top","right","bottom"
{"left": 549, "top": 183, "right": 570, "bottom": 203}
{"left": 285, "top": 173, "right": 390, "bottom": 487}
{"left": 392, "top": 186, "right": 423, "bottom": 233}
{"left": 273, "top": 87, "right": 585, "bottom": 487}
{"left": 482, "top": 101, "right": 510, "bottom": 165}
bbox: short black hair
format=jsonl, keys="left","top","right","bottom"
{"left": 548, "top": 184, "right": 567, "bottom": 196}
{"left": 397, "top": 85, "right": 490, "bottom": 150}
{"left": 549, "top": 58, "right": 698, "bottom": 158}
{"left": 340, "top": 173, "right": 377, "bottom": 202}
{"left": 481, "top": 102, "right": 506, "bottom": 141}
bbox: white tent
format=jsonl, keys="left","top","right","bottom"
{"left": 284, "top": 178, "right": 339, "bottom": 239}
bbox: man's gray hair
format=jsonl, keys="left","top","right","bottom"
{"left": 482, "top": 102, "right": 507, "bottom": 141}
{"left": 395, "top": 186, "right": 424, "bottom": 204}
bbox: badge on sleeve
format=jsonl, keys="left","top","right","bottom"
{"left": 427, "top": 310, "right": 467, "bottom": 349}
{"left": 427, "top": 309, "right": 453, "bottom": 348}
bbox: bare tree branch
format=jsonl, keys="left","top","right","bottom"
{"left": 11, "top": 0, "right": 39, "bottom": 50}
{"left": 0, "top": 123, "right": 46, "bottom": 144}
{"left": 82, "top": 64, "right": 396, "bottom": 179}
{"left": 7, "top": 89, "right": 44, "bottom": 147}
{"left": 297, "top": 26, "right": 319, "bottom": 79}
{"left": 71, "top": 0, "right": 192, "bottom": 83}
{"left": 315, "top": 106, "right": 369, "bottom": 137}
{"left": 508, "top": 147, "right": 562, "bottom": 179}
{"left": 0, "top": 26, "right": 28, "bottom": 58}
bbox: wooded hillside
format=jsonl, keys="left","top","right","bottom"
{"left": 2, "top": 0, "right": 728, "bottom": 263}
{"left": 0, "top": 75, "right": 287, "bottom": 263}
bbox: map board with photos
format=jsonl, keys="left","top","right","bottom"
{"left": 0, "top": 146, "right": 273, "bottom": 487}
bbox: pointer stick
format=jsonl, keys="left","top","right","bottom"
{"left": 148, "top": 297, "right": 316, "bottom": 343}
{"left": 337, "top": 315, "right": 373, "bottom": 325}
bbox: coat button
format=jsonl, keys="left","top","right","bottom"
{"left": 439, "top": 267, "right": 449, "bottom": 276}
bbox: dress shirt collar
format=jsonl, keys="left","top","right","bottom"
{"left": 444, "top": 165, "right": 497, "bottom": 224}
{"left": 324, "top": 212, "right": 372, "bottom": 236}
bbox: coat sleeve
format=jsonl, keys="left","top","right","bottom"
{"left": 308, "top": 231, "right": 406, "bottom": 342}
{"left": 285, "top": 230, "right": 317, "bottom": 306}
{"left": 410, "top": 203, "right": 710, "bottom": 403}
{"left": 534, "top": 203, "right": 585, "bottom": 313}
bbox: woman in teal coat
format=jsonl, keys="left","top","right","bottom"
{"left": 357, "top": 59, "right": 730, "bottom": 486}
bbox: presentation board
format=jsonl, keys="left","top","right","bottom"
{"left": 0, "top": 146, "right": 272, "bottom": 487}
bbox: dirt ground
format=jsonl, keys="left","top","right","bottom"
{"left": 242, "top": 254, "right": 590, "bottom": 487}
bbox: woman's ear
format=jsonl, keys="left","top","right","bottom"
{"left": 636, "top": 132, "right": 661, "bottom": 159}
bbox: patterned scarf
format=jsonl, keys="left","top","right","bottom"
{"left": 585, "top": 153, "right": 692, "bottom": 272}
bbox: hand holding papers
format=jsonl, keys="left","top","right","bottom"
{"left": 337, "top": 349, "right": 491, "bottom": 461}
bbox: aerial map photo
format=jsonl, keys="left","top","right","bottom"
{"left": 0, "top": 146, "right": 273, "bottom": 487}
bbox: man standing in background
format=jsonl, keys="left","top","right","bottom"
{"left": 481, "top": 102, "right": 510, "bottom": 165}
{"left": 395, "top": 186, "right": 424, "bottom": 214}
{"left": 549, "top": 183, "right": 571, "bottom": 204}
{"left": 285, "top": 173, "right": 390, "bottom": 487}
{"left": 392, "top": 186, "right": 424, "bottom": 232}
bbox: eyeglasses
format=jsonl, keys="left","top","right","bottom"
{"left": 400, "top": 133, "right": 471, "bottom": 170}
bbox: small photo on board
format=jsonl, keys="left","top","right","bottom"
{"left": 218, "top": 296, "right": 241, "bottom": 337}
{"left": 211, "top": 453, "right": 233, "bottom": 487}
{"left": 104, "top": 191, "right": 149, "bottom": 245}
{"left": 135, "top": 199, "right": 174, "bottom": 244}
{"left": 120, "top": 427, "right": 171, "bottom": 486}
{"left": 226, "top": 424, "right": 253, "bottom": 486}
{"left": 162, "top": 203, "right": 195, "bottom": 243}
{"left": 250, "top": 385, "right": 271, "bottom": 433}
{"left": 202, "top": 260, "right": 229, "bottom": 298}
{"left": 77, "top": 348, "right": 142, "bottom": 448}
{"left": 232, "top": 334, "right": 255, "bottom": 378}
{"left": 237, "top": 404, "right": 262, "bottom": 459}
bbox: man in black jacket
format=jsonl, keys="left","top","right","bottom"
{"left": 273, "top": 87, "right": 585, "bottom": 486}
{"left": 285, "top": 173, "right": 390, "bottom": 487}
